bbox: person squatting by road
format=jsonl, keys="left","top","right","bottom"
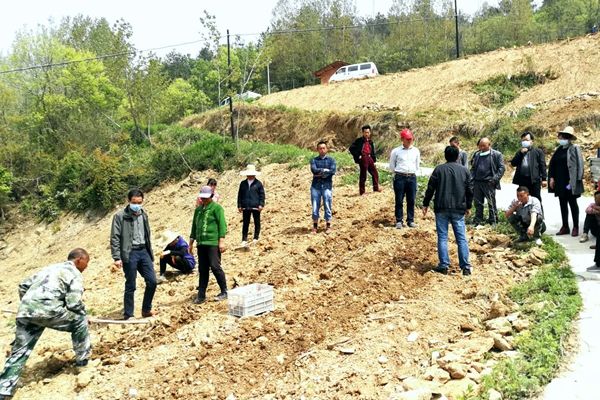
{"left": 310, "top": 141, "right": 337, "bottom": 234}
{"left": 422, "top": 146, "right": 474, "bottom": 276}
{"left": 504, "top": 186, "right": 545, "bottom": 246}
{"left": 110, "top": 188, "right": 157, "bottom": 320}
{"left": 237, "top": 164, "right": 266, "bottom": 247}
{"left": 0, "top": 249, "right": 92, "bottom": 399}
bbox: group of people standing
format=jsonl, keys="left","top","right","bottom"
{"left": 0, "top": 123, "right": 595, "bottom": 399}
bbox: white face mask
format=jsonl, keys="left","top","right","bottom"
{"left": 479, "top": 150, "right": 491, "bottom": 156}
{"left": 521, "top": 141, "right": 531, "bottom": 148}
{"left": 558, "top": 139, "right": 569, "bottom": 146}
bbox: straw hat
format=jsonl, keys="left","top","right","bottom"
{"left": 162, "top": 230, "right": 179, "bottom": 246}
{"left": 558, "top": 126, "right": 577, "bottom": 140}
{"left": 240, "top": 164, "right": 261, "bottom": 176}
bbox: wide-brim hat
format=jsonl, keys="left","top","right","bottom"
{"left": 198, "top": 185, "right": 213, "bottom": 199}
{"left": 240, "top": 164, "right": 261, "bottom": 176}
{"left": 558, "top": 126, "right": 577, "bottom": 140}
{"left": 162, "top": 230, "right": 179, "bottom": 246}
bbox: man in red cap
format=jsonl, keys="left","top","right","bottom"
{"left": 389, "top": 128, "right": 421, "bottom": 229}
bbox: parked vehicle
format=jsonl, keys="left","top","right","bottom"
{"left": 329, "top": 62, "right": 379, "bottom": 83}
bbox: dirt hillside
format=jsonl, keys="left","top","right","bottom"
{"left": 0, "top": 165, "right": 545, "bottom": 399}
{"left": 258, "top": 35, "right": 600, "bottom": 115}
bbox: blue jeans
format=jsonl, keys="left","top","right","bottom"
{"left": 435, "top": 211, "right": 471, "bottom": 271}
{"left": 123, "top": 249, "right": 157, "bottom": 318}
{"left": 311, "top": 186, "right": 333, "bottom": 222}
{"left": 393, "top": 175, "right": 417, "bottom": 223}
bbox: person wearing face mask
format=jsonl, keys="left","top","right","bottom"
{"left": 548, "top": 126, "right": 584, "bottom": 236}
{"left": 237, "top": 164, "right": 266, "bottom": 247}
{"left": 110, "top": 188, "right": 157, "bottom": 319}
{"left": 470, "top": 137, "right": 505, "bottom": 225}
{"left": 510, "top": 131, "right": 547, "bottom": 203}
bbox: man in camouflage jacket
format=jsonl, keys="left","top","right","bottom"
{"left": 0, "top": 249, "right": 91, "bottom": 399}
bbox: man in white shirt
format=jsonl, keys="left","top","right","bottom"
{"left": 389, "top": 129, "right": 421, "bottom": 229}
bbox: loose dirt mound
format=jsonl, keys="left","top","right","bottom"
{"left": 258, "top": 35, "right": 600, "bottom": 115}
{"left": 0, "top": 165, "right": 541, "bottom": 399}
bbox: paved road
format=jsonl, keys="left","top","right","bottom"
{"left": 496, "top": 184, "right": 600, "bottom": 399}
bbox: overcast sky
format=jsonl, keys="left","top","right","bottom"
{"left": 0, "top": 0, "right": 503, "bottom": 58}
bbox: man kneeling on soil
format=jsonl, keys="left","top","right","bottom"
{"left": 157, "top": 230, "right": 196, "bottom": 284}
{"left": 0, "top": 249, "right": 92, "bottom": 399}
{"left": 504, "top": 186, "right": 545, "bottom": 246}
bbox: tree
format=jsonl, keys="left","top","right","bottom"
{"left": 157, "top": 78, "right": 210, "bottom": 123}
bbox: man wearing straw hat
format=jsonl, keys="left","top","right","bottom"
{"left": 237, "top": 164, "right": 266, "bottom": 247}
{"left": 157, "top": 230, "right": 196, "bottom": 284}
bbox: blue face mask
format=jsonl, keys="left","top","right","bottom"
{"left": 521, "top": 141, "right": 531, "bottom": 148}
{"left": 558, "top": 139, "right": 569, "bottom": 146}
{"left": 129, "top": 203, "right": 142, "bottom": 213}
{"left": 479, "top": 150, "right": 491, "bottom": 156}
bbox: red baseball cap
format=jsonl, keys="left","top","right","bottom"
{"left": 400, "top": 128, "right": 414, "bottom": 140}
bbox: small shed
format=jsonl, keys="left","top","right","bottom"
{"left": 313, "top": 61, "right": 348, "bottom": 85}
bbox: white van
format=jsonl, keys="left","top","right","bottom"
{"left": 329, "top": 62, "right": 379, "bottom": 83}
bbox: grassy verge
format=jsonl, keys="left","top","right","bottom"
{"left": 474, "top": 235, "right": 582, "bottom": 399}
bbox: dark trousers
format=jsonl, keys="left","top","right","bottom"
{"left": 197, "top": 245, "right": 227, "bottom": 299}
{"left": 584, "top": 214, "right": 600, "bottom": 236}
{"left": 359, "top": 156, "right": 379, "bottom": 194}
{"left": 595, "top": 235, "right": 600, "bottom": 266}
{"left": 473, "top": 181, "right": 498, "bottom": 224}
{"left": 393, "top": 174, "right": 417, "bottom": 223}
{"left": 123, "top": 249, "right": 157, "bottom": 318}
{"left": 159, "top": 256, "right": 193, "bottom": 275}
{"left": 242, "top": 209, "right": 261, "bottom": 241}
{"left": 558, "top": 194, "right": 579, "bottom": 229}
{"left": 508, "top": 213, "right": 545, "bottom": 238}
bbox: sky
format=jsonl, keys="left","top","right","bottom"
{"left": 0, "top": 0, "right": 501, "bottom": 58}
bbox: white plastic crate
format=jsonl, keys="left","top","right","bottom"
{"left": 228, "top": 283, "right": 274, "bottom": 317}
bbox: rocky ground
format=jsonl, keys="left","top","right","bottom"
{"left": 0, "top": 165, "right": 549, "bottom": 399}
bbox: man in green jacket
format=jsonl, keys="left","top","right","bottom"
{"left": 189, "top": 186, "right": 228, "bottom": 303}
{"left": 0, "top": 249, "right": 91, "bottom": 399}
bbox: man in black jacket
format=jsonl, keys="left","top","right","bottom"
{"left": 349, "top": 125, "right": 381, "bottom": 195}
{"left": 510, "top": 131, "right": 547, "bottom": 203}
{"left": 423, "top": 146, "right": 474, "bottom": 276}
{"left": 237, "top": 164, "right": 266, "bottom": 247}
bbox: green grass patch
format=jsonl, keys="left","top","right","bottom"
{"left": 473, "top": 71, "right": 550, "bottom": 108}
{"left": 475, "top": 236, "right": 581, "bottom": 400}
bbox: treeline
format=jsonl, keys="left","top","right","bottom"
{"left": 0, "top": 0, "right": 598, "bottom": 218}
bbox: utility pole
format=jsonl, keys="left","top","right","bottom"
{"left": 454, "top": 0, "right": 460, "bottom": 59}
{"left": 227, "top": 29, "right": 235, "bottom": 142}
{"left": 267, "top": 62, "right": 271, "bottom": 95}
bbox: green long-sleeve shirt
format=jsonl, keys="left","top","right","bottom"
{"left": 190, "top": 201, "right": 227, "bottom": 246}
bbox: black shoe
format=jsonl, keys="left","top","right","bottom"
{"left": 432, "top": 266, "right": 448, "bottom": 275}
{"left": 0, "top": 394, "right": 13, "bottom": 399}
{"left": 75, "top": 359, "right": 89, "bottom": 367}
{"left": 462, "top": 269, "right": 472, "bottom": 276}
{"left": 193, "top": 297, "right": 206, "bottom": 304}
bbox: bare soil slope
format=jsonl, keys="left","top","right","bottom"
{"left": 0, "top": 165, "right": 540, "bottom": 399}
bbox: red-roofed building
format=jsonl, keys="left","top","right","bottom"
{"left": 313, "top": 61, "right": 348, "bottom": 85}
